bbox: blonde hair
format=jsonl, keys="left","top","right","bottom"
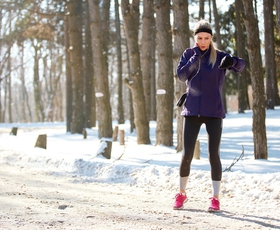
{"left": 194, "top": 20, "right": 217, "bottom": 68}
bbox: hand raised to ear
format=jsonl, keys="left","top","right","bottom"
{"left": 218, "top": 55, "right": 233, "bottom": 69}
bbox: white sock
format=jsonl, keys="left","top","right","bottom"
{"left": 179, "top": 176, "right": 189, "bottom": 192}
{"left": 212, "top": 180, "right": 221, "bottom": 198}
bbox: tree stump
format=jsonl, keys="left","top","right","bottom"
{"left": 98, "top": 138, "right": 112, "bottom": 159}
{"left": 112, "top": 126, "right": 118, "bottom": 141}
{"left": 193, "top": 140, "right": 200, "bottom": 159}
{"left": 10, "top": 127, "right": 18, "bottom": 136}
{"left": 35, "top": 134, "right": 47, "bottom": 149}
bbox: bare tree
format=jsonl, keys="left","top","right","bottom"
{"left": 241, "top": 0, "right": 268, "bottom": 159}
{"left": 66, "top": 1, "right": 84, "bottom": 134}
{"left": 64, "top": 14, "right": 73, "bottom": 132}
{"left": 88, "top": 0, "right": 113, "bottom": 138}
{"left": 0, "top": 9, "right": 2, "bottom": 122}
{"left": 172, "top": 0, "right": 190, "bottom": 152}
{"left": 141, "top": 0, "right": 155, "bottom": 121}
{"left": 7, "top": 15, "right": 12, "bottom": 123}
{"left": 276, "top": 0, "right": 280, "bottom": 32}
{"left": 154, "top": 0, "right": 174, "bottom": 146}
{"left": 115, "top": 0, "right": 124, "bottom": 124}
{"left": 212, "top": 0, "right": 228, "bottom": 113}
{"left": 235, "top": 0, "right": 250, "bottom": 113}
{"left": 121, "top": 0, "right": 150, "bottom": 144}
{"left": 264, "top": 0, "right": 277, "bottom": 109}
{"left": 19, "top": 45, "right": 32, "bottom": 122}
{"left": 199, "top": 0, "right": 205, "bottom": 19}
{"left": 84, "top": 2, "right": 95, "bottom": 128}
{"left": 32, "top": 41, "right": 45, "bottom": 122}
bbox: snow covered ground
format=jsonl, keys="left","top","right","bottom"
{"left": 0, "top": 107, "right": 279, "bottom": 229}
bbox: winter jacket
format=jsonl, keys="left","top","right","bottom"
{"left": 177, "top": 46, "right": 246, "bottom": 118}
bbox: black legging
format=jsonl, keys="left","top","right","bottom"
{"left": 180, "top": 116, "right": 222, "bottom": 181}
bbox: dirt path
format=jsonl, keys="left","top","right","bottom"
{"left": 0, "top": 164, "right": 279, "bottom": 230}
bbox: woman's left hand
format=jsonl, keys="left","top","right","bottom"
{"left": 218, "top": 56, "right": 233, "bottom": 69}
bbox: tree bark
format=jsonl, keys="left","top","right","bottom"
{"left": 235, "top": 0, "right": 250, "bottom": 113}
{"left": 84, "top": 2, "right": 95, "bottom": 128}
{"left": 121, "top": 0, "right": 150, "bottom": 144}
{"left": 115, "top": 0, "right": 125, "bottom": 125}
{"left": 32, "top": 42, "right": 45, "bottom": 122}
{"left": 88, "top": 0, "right": 113, "bottom": 138}
{"left": 241, "top": 0, "right": 268, "bottom": 159}
{"left": 264, "top": 0, "right": 277, "bottom": 109}
{"left": 199, "top": 0, "right": 205, "bottom": 19}
{"left": 277, "top": 0, "right": 280, "bottom": 32}
{"left": 64, "top": 13, "right": 73, "bottom": 132}
{"left": 172, "top": 0, "right": 190, "bottom": 152}
{"left": 141, "top": 0, "right": 155, "bottom": 121}
{"left": 212, "top": 0, "right": 227, "bottom": 113}
{"left": 154, "top": 0, "right": 174, "bottom": 146}
{"left": 66, "top": 0, "right": 84, "bottom": 134}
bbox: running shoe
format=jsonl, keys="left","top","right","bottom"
{"left": 208, "top": 197, "right": 220, "bottom": 212}
{"left": 173, "top": 193, "right": 187, "bottom": 210}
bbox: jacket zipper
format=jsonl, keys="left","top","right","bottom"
{"left": 188, "top": 50, "right": 208, "bottom": 117}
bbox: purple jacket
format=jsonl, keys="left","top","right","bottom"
{"left": 177, "top": 47, "right": 246, "bottom": 118}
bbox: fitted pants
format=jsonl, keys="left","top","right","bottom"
{"left": 180, "top": 116, "right": 222, "bottom": 181}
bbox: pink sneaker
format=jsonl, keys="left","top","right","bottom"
{"left": 173, "top": 193, "right": 187, "bottom": 210}
{"left": 208, "top": 197, "right": 220, "bottom": 212}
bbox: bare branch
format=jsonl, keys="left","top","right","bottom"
{"left": 223, "top": 146, "right": 244, "bottom": 172}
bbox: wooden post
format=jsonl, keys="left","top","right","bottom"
{"left": 193, "top": 140, "right": 200, "bottom": 159}
{"left": 112, "top": 126, "right": 118, "bottom": 141}
{"left": 10, "top": 127, "right": 18, "bottom": 136}
{"left": 118, "top": 124, "right": 125, "bottom": 145}
{"left": 35, "top": 134, "right": 47, "bottom": 149}
{"left": 99, "top": 138, "right": 112, "bottom": 159}
{"left": 83, "top": 128, "right": 87, "bottom": 139}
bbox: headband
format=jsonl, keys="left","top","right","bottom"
{"left": 194, "top": 28, "right": 212, "bottom": 35}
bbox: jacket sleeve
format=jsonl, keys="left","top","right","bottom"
{"left": 177, "top": 48, "right": 200, "bottom": 82}
{"left": 228, "top": 56, "right": 246, "bottom": 73}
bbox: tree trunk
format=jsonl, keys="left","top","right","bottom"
{"left": 67, "top": 0, "right": 84, "bottom": 134}
{"left": 199, "top": 0, "right": 205, "bottom": 19}
{"left": 88, "top": 0, "right": 113, "bottom": 138}
{"left": 276, "top": 0, "right": 280, "bottom": 32}
{"left": 84, "top": 2, "right": 94, "bottom": 128}
{"left": 32, "top": 42, "right": 45, "bottom": 122}
{"left": 172, "top": 0, "right": 190, "bottom": 152}
{"left": 124, "top": 40, "right": 135, "bottom": 132}
{"left": 114, "top": 0, "right": 125, "bottom": 124}
{"left": 141, "top": 0, "right": 155, "bottom": 121}
{"left": 242, "top": 0, "right": 268, "bottom": 159}
{"left": 0, "top": 9, "right": 2, "bottom": 122}
{"left": 19, "top": 45, "right": 27, "bottom": 122}
{"left": 150, "top": 34, "right": 157, "bottom": 121}
{"left": 212, "top": 0, "right": 228, "bottom": 113}
{"left": 264, "top": 0, "right": 276, "bottom": 109}
{"left": 154, "top": 0, "right": 174, "bottom": 146}
{"left": 121, "top": 0, "right": 150, "bottom": 144}
{"left": 64, "top": 14, "right": 73, "bottom": 132}
{"left": 235, "top": 0, "right": 250, "bottom": 113}
{"left": 7, "top": 42, "right": 12, "bottom": 123}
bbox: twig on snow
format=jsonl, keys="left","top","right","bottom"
{"left": 223, "top": 145, "right": 244, "bottom": 172}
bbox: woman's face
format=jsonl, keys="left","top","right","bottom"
{"left": 195, "top": 32, "right": 212, "bottom": 51}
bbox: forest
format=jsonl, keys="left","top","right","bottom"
{"left": 0, "top": 0, "right": 279, "bottom": 159}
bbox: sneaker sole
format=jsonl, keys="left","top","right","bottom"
{"left": 207, "top": 208, "right": 220, "bottom": 212}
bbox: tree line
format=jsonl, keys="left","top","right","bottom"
{"left": 0, "top": 0, "right": 279, "bottom": 159}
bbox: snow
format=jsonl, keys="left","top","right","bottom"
{"left": 0, "top": 107, "right": 280, "bottom": 221}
